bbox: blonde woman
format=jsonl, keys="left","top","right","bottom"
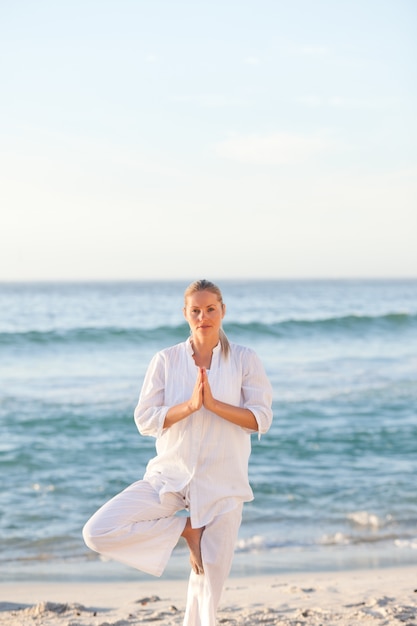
{"left": 83, "top": 279, "right": 273, "bottom": 625}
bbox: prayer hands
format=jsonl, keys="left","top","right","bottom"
{"left": 170, "top": 366, "right": 255, "bottom": 430}
{"left": 165, "top": 367, "right": 219, "bottom": 428}
{"left": 189, "top": 368, "right": 216, "bottom": 413}
{"left": 200, "top": 367, "right": 216, "bottom": 412}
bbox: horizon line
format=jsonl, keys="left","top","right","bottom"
{"left": 0, "top": 275, "right": 416, "bottom": 285}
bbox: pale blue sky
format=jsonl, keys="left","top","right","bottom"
{"left": 1, "top": 0, "right": 416, "bottom": 280}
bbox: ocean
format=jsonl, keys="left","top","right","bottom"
{"left": 1, "top": 279, "right": 416, "bottom": 582}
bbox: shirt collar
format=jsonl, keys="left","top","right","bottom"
{"left": 186, "top": 336, "right": 222, "bottom": 355}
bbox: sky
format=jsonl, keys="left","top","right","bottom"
{"left": 1, "top": 0, "right": 416, "bottom": 281}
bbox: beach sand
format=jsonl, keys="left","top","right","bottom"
{"left": 1, "top": 566, "right": 416, "bottom": 625}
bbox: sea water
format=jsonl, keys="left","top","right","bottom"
{"left": 0, "top": 279, "right": 416, "bottom": 581}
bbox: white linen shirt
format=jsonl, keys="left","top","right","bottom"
{"left": 134, "top": 338, "right": 273, "bottom": 528}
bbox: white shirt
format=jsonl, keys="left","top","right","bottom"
{"left": 134, "top": 338, "right": 273, "bottom": 528}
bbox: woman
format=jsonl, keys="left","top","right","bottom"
{"left": 83, "top": 279, "right": 273, "bottom": 625}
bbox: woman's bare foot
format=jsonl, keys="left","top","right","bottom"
{"left": 181, "top": 518, "right": 205, "bottom": 575}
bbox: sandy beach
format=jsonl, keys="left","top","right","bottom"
{"left": 1, "top": 566, "right": 416, "bottom": 625}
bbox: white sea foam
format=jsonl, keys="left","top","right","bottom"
{"left": 235, "top": 535, "right": 268, "bottom": 552}
{"left": 394, "top": 538, "right": 417, "bottom": 549}
{"left": 347, "top": 511, "right": 382, "bottom": 528}
{"left": 320, "top": 533, "right": 350, "bottom": 546}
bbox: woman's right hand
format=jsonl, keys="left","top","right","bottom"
{"left": 188, "top": 367, "right": 203, "bottom": 413}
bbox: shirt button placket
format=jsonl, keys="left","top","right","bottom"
{"left": 189, "top": 406, "right": 203, "bottom": 526}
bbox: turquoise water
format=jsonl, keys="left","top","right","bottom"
{"left": 1, "top": 280, "right": 416, "bottom": 581}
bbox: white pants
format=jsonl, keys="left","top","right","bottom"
{"left": 82, "top": 480, "right": 243, "bottom": 626}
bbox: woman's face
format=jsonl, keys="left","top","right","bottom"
{"left": 184, "top": 289, "right": 225, "bottom": 340}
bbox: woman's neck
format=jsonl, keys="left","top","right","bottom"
{"left": 190, "top": 336, "right": 218, "bottom": 368}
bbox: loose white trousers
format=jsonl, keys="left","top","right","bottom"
{"left": 83, "top": 480, "right": 243, "bottom": 626}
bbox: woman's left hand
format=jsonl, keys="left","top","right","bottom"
{"left": 200, "top": 367, "right": 217, "bottom": 412}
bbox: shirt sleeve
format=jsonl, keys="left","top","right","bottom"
{"left": 134, "top": 351, "right": 169, "bottom": 439}
{"left": 241, "top": 348, "right": 273, "bottom": 436}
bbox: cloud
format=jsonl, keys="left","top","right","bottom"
{"left": 295, "top": 95, "right": 324, "bottom": 107}
{"left": 244, "top": 56, "right": 260, "bottom": 66}
{"left": 288, "top": 44, "right": 328, "bottom": 56}
{"left": 214, "top": 131, "right": 331, "bottom": 165}
{"left": 296, "top": 95, "right": 399, "bottom": 109}
{"left": 170, "top": 93, "right": 248, "bottom": 108}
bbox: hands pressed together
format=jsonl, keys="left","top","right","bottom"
{"left": 188, "top": 367, "right": 216, "bottom": 414}
{"left": 164, "top": 368, "right": 258, "bottom": 432}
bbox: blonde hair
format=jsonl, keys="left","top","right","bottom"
{"left": 184, "top": 279, "right": 230, "bottom": 357}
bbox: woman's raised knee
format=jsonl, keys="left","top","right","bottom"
{"left": 82, "top": 516, "right": 108, "bottom": 553}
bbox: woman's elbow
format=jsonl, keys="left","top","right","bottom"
{"left": 256, "top": 408, "right": 273, "bottom": 435}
